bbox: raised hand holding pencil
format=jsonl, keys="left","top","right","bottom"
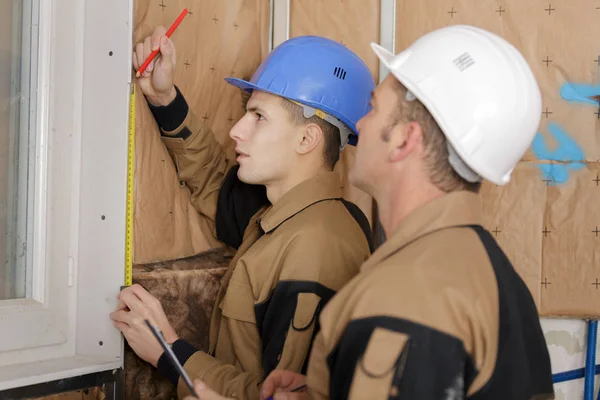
{"left": 132, "top": 8, "right": 188, "bottom": 106}
{"left": 136, "top": 8, "right": 188, "bottom": 77}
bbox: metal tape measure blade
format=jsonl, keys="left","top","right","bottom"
{"left": 125, "top": 83, "right": 135, "bottom": 287}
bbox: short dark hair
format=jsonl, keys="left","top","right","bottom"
{"left": 280, "top": 98, "right": 341, "bottom": 170}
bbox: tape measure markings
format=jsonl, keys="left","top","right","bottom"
{"left": 125, "top": 82, "right": 135, "bottom": 287}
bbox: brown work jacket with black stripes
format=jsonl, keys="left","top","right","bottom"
{"left": 305, "top": 191, "right": 555, "bottom": 400}
{"left": 147, "top": 87, "right": 373, "bottom": 399}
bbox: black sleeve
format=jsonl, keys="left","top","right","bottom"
{"left": 326, "top": 316, "right": 475, "bottom": 400}
{"left": 156, "top": 339, "right": 199, "bottom": 386}
{"left": 215, "top": 165, "right": 269, "bottom": 249}
{"left": 146, "top": 85, "right": 190, "bottom": 137}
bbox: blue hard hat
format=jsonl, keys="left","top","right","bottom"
{"left": 225, "top": 36, "right": 375, "bottom": 147}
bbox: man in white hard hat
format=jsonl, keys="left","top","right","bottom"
{"left": 259, "top": 25, "right": 556, "bottom": 399}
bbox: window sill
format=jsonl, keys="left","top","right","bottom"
{"left": 0, "top": 355, "right": 122, "bottom": 391}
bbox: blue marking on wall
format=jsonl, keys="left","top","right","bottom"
{"left": 533, "top": 123, "right": 586, "bottom": 185}
{"left": 531, "top": 81, "right": 595, "bottom": 184}
{"left": 560, "top": 82, "right": 600, "bottom": 106}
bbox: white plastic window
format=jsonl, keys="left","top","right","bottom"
{"left": 0, "top": 0, "right": 132, "bottom": 390}
{"left": 2, "top": 0, "right": 39, "bottom": 301}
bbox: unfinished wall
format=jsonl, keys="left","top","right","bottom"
{"left": 133, "top": 0, "right": 270, "bottom": 263}
{"left": 131, "top": 0, "right": 599, "bottom": 360}
{"left": 395, "top": 0, "right": 600, "bottom": 317}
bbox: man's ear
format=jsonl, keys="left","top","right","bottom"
{"left": 297, "top": 123, "right": 324, "bottom": 155}
{"left": 388, "top": 121, "right": 422, "bottom": 163}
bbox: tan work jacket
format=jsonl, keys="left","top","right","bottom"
{"left": 305, "top": 192, "right": 555, "bottom": 400}
{"left": 153, "top": 93, "right": 372, "bottom": 399}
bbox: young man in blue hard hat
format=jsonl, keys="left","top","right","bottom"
{"left": 258, "top": 25, "right": 555, "bottom": 400}
{"left": 110, "top": 27, "right": 376, "bottom": 399}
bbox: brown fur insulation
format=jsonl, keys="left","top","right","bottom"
{"left": 124, "top": 248, "right": 232, "bottom": 399}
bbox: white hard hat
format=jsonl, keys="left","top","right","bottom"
{"left": 371, "top": 25, "right": 542, "bottom": 185}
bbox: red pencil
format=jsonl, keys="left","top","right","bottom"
{"left": 136, "top": 8, "right": 188, "bottom": 78}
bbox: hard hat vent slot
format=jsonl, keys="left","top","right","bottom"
{"left": 453, "top": 52, "right": 475, "bottom": 72}
{"left": 333, "top": 67, "right": 347, "bottom": 80}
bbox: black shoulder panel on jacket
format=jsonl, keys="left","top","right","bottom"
{"left": 326, "top": 316, "right": 475, "bottom": 400}
{"left": 467, "top": 225, "right": 554, "bottom": 400}
{"left": 255, "top": 280, "right": 336, "bottom": 377}
{"left": 340, "top": 199, "right": 374, "bottom": 253}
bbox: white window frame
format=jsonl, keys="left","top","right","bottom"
{"left": 0, "top": 0, "right": 133, "bottom": 390}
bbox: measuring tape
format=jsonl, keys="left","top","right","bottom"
{"left": 124, "top": 82, "right": 135, "bottom": 287}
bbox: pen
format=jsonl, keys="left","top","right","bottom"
{"left": 144, "top": 319, "right": 198, "bottom": 398}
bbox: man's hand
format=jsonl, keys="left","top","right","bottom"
{"left": 132, "top": 25, "right": 177, "bottom": 106}
{"left": 110, "top": 284, "right": 179, "bottom": 367}
{"left": 182, "top": 380, "right": 234, "bottom": 400}
{"left": 261, "top": 370, "right": 308, "bottom": 400}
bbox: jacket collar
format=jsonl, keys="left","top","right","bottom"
{"left": 260, "top": 172, "right": 343, "bottom": 233}
{"left": 361, "top": 191, "right": 484, "bottom": 271}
